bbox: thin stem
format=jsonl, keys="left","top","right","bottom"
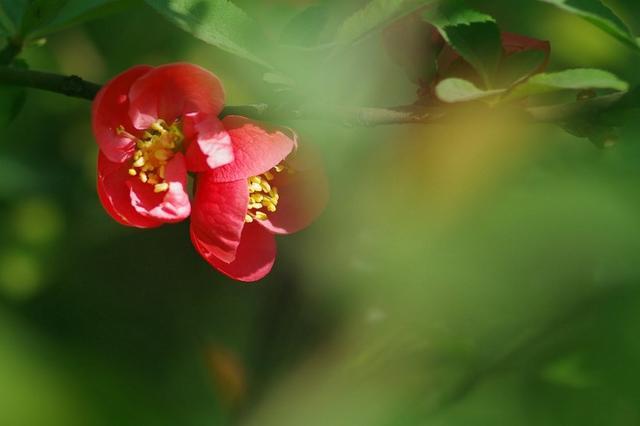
{"left": 0, "top": 65, "right": 100, "bottom": 99}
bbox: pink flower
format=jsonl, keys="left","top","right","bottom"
{"left": 190, "top": 116, "right": 328, "bottom": 282}
{"left": 93, "top": 63, "right": 327, "bottom": 281}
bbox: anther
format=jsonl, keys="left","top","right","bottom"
{"left": 154, "top": 149, "right": 170, "bottom": 161}
{"left": 154, "top": 183, "right": 169, "bottom": 193}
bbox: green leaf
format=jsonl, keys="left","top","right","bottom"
{"left": 334, "top": 0, "right": 437, "bottom": 46}
{"left": 497, "top": 49, "right": 547, "bottom": 87}
{"left": 280, "top": 5, "right": 329, "bottom": 47}
{"left": 0, "top": 0, "right": 133, "bottom": 38}
{"left": 527, "top": 91, "right": 626, "bottom": 121}
{"left": 538, "top": 0, "right": 640, "bottom": 51}
{"left": 435, "top": 77, "right": 504, "bottom": 103}
{"left": 0, "top": 0, "right": 28, "bottom": 30}
{"left": 504, "top": 69, "right": 629, "bottom": 102}
{"left": 20, "top": 0, "right": 68, "bottom": 35}
{"left": 0, "top": 4, "right": 14, "bottom": 35}
{"left": 423, "top": 0, "right": 502, "bottom": 87}
{"left": 30, "top": 0, "right": 136, "bottom": 37}
{"left": 144, "top": 0, "right": 273, "bottom": 68}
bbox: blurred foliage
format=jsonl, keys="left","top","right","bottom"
{"left": 1, "top": 0, "right": 640, "bottom": 425}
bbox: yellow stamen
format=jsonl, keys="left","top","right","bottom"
{"left": 154, "top": 149, "right": 170, "bottom": 161}
{"left": 244, "top": 162, "right": 292, "bottom": 223}
{"left": 119, "top": 118, "right": 183, "bottom": 190}
{"left": 154, "top": 183, "right": 169, "bottom": 193}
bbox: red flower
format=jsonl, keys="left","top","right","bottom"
{"left": 94, "top": 63, "right": 230, "bottom": 226}
{"left": 190, "top": 117, "right": 328, "bottom": 282}
{"left": 93, "top": 63, "right": 327, "bottom": 281}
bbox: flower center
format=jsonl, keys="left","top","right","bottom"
{"left": 119, "top": 119, "right": 183, "bottom": 193}
{"left": 245, "top": 163, "right": 287, "bottom": 223}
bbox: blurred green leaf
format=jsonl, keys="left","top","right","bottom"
{"left": 30, "top": 0, "right": 137, "bottom": 37}
{"left": 334, "top": 0, "right": 437, "bottom": 46}
{"left": 497, "top": 49, "right": 547, "bottom": 87}
{"left": 0, "top": 0, "right": 134, "bottom": 38}
{"left": 423, "top": 0, "right": 502, "bottom": 87}
{"left": 536, "top": 89, "right": 626, "bottom": 114}
{"left": 0, "top": 0, "right": 27, "bottom": 31}
{"left": 280, "top": 5, "right": 329, "bottom": 48}
{"left": 0, "top": 85, "right": 26, "bottom": 128}
{"left": 19, "top": 0, "right": 68, "bottom": 35}
{"left": 144, "top": 0, "right": 273, "bottom": 68}
{"left": 538, "top": 0, "right": 640, "bottom": 51}
{"left": 435, "top": 77, "right": 503, "bottom": 103}
{"left": 0, "top": 6, "right": 12, "bottom": 35}
{"left": 504, "top": 69, "right": 629, "bottom": 102}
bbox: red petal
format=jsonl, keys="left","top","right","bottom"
{"left": 97, "top": 152, "right": 162, "bottom": 228}
{"left": 501, "top": 32, "right": 550, "bottom": 74}
{"left": 209, "top": 116, "right": 295, "bottom": 182}
{"left": 129, "top": 153, "right": 191, "bottom": 222}
{"left": 260, "top": 145, "right": 328, "bottom": 235}
{"left": 128, "top": 63, "right": 225, "bottom": 129}
{"left": 190, "top": 176, "right": 248, "bottom": 263}
{"left": 183, "top": 112, "right": 234, "bottom": 172}
{"left": 92, "top": 65, "right": 152, "bottom": 163}
{"left": 502, "top": 32, "right": 550, "bottom": 55}
{"left": 192, "top": 222, "right": 276, "bottom": 283}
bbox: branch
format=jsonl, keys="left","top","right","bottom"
{"left": 0, "top": 65, "right": 101, "bottom": 99}
{"left": 0, "top": 65, "right": 444, "bottom": 126}
{"left": 2, "top": 65, "right": 624, "bottom": 131}
{"left": 222, "top": 103, "right": 443, "bottom": 126}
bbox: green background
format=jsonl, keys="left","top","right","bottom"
{"left": 1, "top": 0, "right": 640, "bottom": 424}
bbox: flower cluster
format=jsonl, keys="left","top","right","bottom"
{"left": 93, "top": 63, "right": 327, "bottom": 282}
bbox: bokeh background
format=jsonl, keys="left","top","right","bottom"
{"left": 2, "top": 0, "right": 640, "bottom": 424}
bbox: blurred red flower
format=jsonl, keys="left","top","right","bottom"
{"left": 93, "top": 63, "right": 327, "bottom": 281}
